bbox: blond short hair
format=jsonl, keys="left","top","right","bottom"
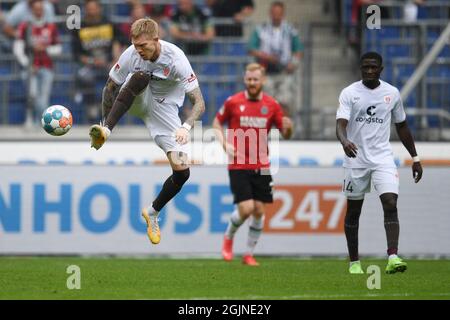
{"left": 130, "top": 18, "right": 159, "bottom": 39}
{"left": 245, "top": 63, "right": 266, "bottom": 76}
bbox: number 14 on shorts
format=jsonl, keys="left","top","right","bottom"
{"left": 343, "top": 179, "right": 354, "bottom": 193}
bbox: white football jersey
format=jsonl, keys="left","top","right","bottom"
{"left": 108, "top": 40, "right": 199, "bottom": 136}
{"left": 336, "top": 80, "right": 406, "bottom": 168}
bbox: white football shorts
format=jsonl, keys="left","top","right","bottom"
{"left": 343, "top": 167, "right": 399, "bottom": 200}
{"left": 154, "top": 135, "right": 191, "bottom": 158}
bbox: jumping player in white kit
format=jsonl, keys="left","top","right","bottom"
{"left": 336, "top": 52, "right": 423, "bottom": 274}
{"left": 88, "top": 18, "right": 205, "bottom": 245}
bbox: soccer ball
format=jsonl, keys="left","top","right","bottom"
{"left": 41, "top": 105, "right": 73, "bottom": 136}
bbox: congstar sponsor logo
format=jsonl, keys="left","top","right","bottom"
{"left": 356, "top": 106, "right": 383, "bottom": 124}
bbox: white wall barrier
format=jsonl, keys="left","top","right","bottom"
{"left": 1, "top": 165, "right": 449, "bottom": 256}
{"left": 1, "top": 141, "right": 450, "bottom": 166}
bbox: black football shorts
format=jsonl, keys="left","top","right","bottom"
{"left": 228, "top": 169, "right": 274, "bottom": 204}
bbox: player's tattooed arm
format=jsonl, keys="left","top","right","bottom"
{"left": 101, "top": 77, "right": 121, "bottom": 124}
{"left": 185, "top": 87, "right": 206, "bottom": 127}
{"left": 103, "top": 72, "right": 150, "bottom": 130}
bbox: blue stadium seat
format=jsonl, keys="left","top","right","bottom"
{"left": 378, "top": 27, "right": 400, "bottom": 39}
{"left": 224, "top": 63, "right": 238, "bottom": 76}
{"left": 8, "top": 103, "right": 25, "bottom": 124}
{"left": 190, "top": 62, "right": 199, "bottom": 73}
{"left": 201, "top": 83, "right": 210, "bottom": 106}
{"left": 202, "top": 63, "right": 220, "bottom": 76}
{"left": 228, "top": 42, "right": 246, "bottom": 56}
{"left": 216, "top": 91, "right": 231, "bottom": 110}
{"left": 398, "top": 64, "right": 415, "bottom": 78}
{"left": 427, "top": 43, "right": 450, "bottom": 58}
{"left": 387, "top": 45, "right": 410, "bottom": 57}
{"left": 116, "top": 3, "right": 131, "bottom": 16}
{"left": 427, "top": 115, "right": 440, "bottom": 128}
{"left": 439, "top": 65, "right": 450, "bottom": 77}
{"left": 56, "top": 62, "right": 74, "bottom": 75}
{"left": 69, "top": 101, "right": 83, "bottom": 124}
{"left": 383, "top": 63, "right": 394, "bottom": 83}
{"left": 427, "top": 99, "right": 439, "bottom": 108}
{"left": 405, "top": 94, "right": 417, "bottom": 108}
{"left": 0, "top": 64, "right": 12, "bottom": 75}
{"left": 417, "top": 6, "right": 428, "bottom": 19}
{"left": 9, "top": 80, "right": 25, "bottom": 99}
{"left": 212, "top": 42, "right": 224, "bottom": 55}
{"left": 61, "top": 41, "right": 71, "bottom": 54}
{"left": 427, "top": 29, "right": 440, "bottom": 40}
{"left": 439, "top": 46, "right": 450, "bottom": 58}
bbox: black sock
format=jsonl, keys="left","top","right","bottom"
{"left": 381, "top": 193, "right": 399, "bottom": 256}
{"left": 345, "top": 206, "right": 362, "bottom": 262}
{"left": 384, "top": 209, "right": 399, "bottom": 256}
{"left": 152, "top": 169, "right": 190, "bottom": 212}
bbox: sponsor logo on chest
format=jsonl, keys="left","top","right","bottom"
{"left": 240, "top": 116, "right": 268, "bottom": 128}
{"left": 355, "top": 105, "right": 384, "bottom": 124}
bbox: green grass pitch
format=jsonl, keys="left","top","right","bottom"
{"left": 0, "top": 257, "right": 449, "bottom": 300}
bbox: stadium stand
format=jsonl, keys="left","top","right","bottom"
{"left": 353, "top": 0, "right": 450, "bottom": 139}
{"left": 0, "top": 0, "right": 254, "bottom": 128}
{"left": 0, "top": 0, "right": 449, "bottom": 141}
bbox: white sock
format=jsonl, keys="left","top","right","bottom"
{"left": 147, "top": 205, "right": 159, "bottom": 217}
{"left": 388, "top": 254, "right": 398, "bottom": 260}
{"left": 225, "top": 209, "right": 244, "bottom": 239}
{"left": 246, "top": 216, "right": 264, "bottom": 255}
{"left": 103, "top": 126, "right": 111, "bottom": 138}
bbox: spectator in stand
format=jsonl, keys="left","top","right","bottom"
{"left": 170, "top": 0, "right": 215, "bottom": 55}
{"left": 0, "top": 8, "right": 8, "bottom": 53}
{"left": 323, "top": 0, "right": 342, "bottom": 33}
{"left": 119, "top": 2, "right": 148, "bottom": 41}
{"left": 151, "top": 4, "right": 172, "bottom": 42}
{"left": 13, "top": 0, "right": 61, "bottom": 127}
{"left": 3, "top": 0, "right": 55, "bottom": 39}
{"left": 248, "top": 1, "right": 303, "bottom": 117}
{"left": 404, "top": 0, "right": 425, "bottom": 23}
{"left": 49, "top": 0, "right": 81, "bottom": 15}
{"left": 72, "top": 0, "right": 126, "bottom": 123}
{"left": 206, "top": 0, "right": 253, "bottom": 37}
{"left": 119, "top": 2, "right": 171, "bottom": 42}
{"left": 350, "top": 0, "right": 389, "bottom": 54}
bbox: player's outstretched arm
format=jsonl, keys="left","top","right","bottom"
{"left": 336, "top": 118, "right": 358, "bottom": 158}
{"left": 395, "top": 120, "right": 423, "bottom": 183}
{"left": 175, "top": 87, "right": 205, "bottom": 145}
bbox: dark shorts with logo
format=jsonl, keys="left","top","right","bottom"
{"left": 228, "top": 169, "right": 274, "bottom": 204}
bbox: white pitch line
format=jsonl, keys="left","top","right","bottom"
{"left": 170, "top": 292, "right": 450, "bottom": 300}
